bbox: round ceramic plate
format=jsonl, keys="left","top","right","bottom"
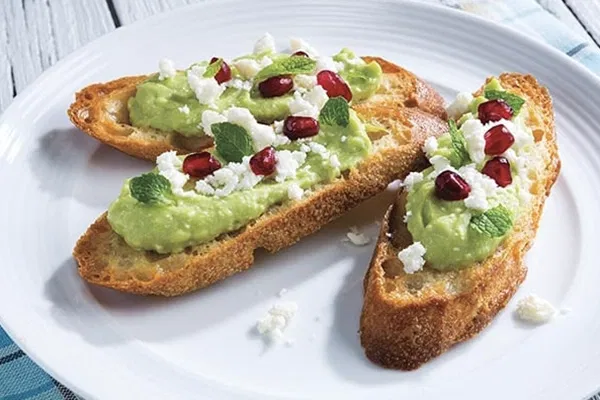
{"left": 0, "top": 0, "right": 599, "bottom": 398}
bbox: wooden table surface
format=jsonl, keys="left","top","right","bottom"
{"left": 1, "top": 0, "right": 600, "bottom": 398}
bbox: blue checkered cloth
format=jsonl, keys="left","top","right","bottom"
{"left": 2, "top": 0, "right": 600, "bottom": 398}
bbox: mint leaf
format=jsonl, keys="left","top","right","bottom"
{"left": 484, "top": 90, "right": 525, "bottom": 115}
{"left": 211, "top": 122, "right": 254, "bottom": 163}
{"left": 129, "top": 173, "right": 172, "bottom": 204}
{"left": 470, "top": 205, "right": 513, "bottom": 238}
{"left": 203, "top": 58, "right": 223, "bottom": 78}
{"left": 448, "top": 119, "right": 471, "bottom": 167}
{"left": 319, "top": 97, "right": 350, "bottom": 127}
{"left": 254, "top": 56, "right": 316, "bottom": 82}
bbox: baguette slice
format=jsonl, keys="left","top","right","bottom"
{"left": 67, "top": 57, "right": 446, "bottom": 161}
{"left": 360, "top": 73, "right": 560, "bottom": 370}
{"left": 73, "top": 99, "right": 448, "bottom": 296}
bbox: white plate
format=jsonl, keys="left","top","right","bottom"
{"left": 0, "top": 0, "right": 599, "bottom": 398}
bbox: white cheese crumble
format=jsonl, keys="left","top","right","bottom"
{"left": 254, "top": 32, "right": 276, "bottom": 54}
{"left": 461, "top": 119, "right": 486, "bottom": 165}
{"left": 401, "top": 172, "right": 424, "bottom": 191}
{"left": 158, "top": 58, "right": 176, "bottom": 80}
{"left": 287, "top": 183, "right": 304, "bottom": 201}
{"left": 458, "top": 164, "right": 499, "bottom": 211}
{"left": 403, "top": 210, "right": 413, "bottom": 223}
{"left": 178, "top": 104, "right": 190, "bottom": 115}
{"left": 156, "top": 151, "right": 192, "bottom": 196}
{"left": 290, "top": 37, "right": 319, "bottom": 57}
{"left": 288, "top": 86, "right": 329, "bottom": 119}
{"left": 487, "top": 118, "right": 534, "bottom": 151}
{"left": 187, "top": 65, "right": 224, "bottom": 106}
{"left": 307, "top": 142, "right": 329, "bottom": 158}
{"left": 346, "top": 226, "right": 371, "bottom": 246}
{"left": 422, "top": 136, "right": 438, "bottom": 157}
{"left": 341, "top": 136, "right": 348, "bottom": 143}
{"left": 516, "top": 294, "right": 557, "bottom": 324}
{"left": 447, "top": 91, "right": 474, "bottom": 120}
{"left": 315, "top": 56, "right": 344, "bottom": 73}
{"left": 275, "top": 150, "right": 307, "bottom": 183}
{"left": 294, "top": 74, "right": 317, "bottom": 91}
{"left": 199, "top": 156, "right": 263, "bottom": 197}
{"left": 329, "top": 154, "right": 341, "bottom": 169}
{"left": 429, "top": 155, "right": 453, "bottom": 177}
{"left": 194, "top": 179, "right": 215, "bottom": 196}
{"left": 256, "top": 301, "right": 298, "bottom": 343}
{"left": 200, "top": 110, "right": 227, "bottom": 137}
{"left": 398, "top": 242, "right": 427, "bottom": 274}
{"left": 273, "top": 120, "right": 284, "bottom": 134}
{"left": 233, "top": 59, "right": 261, "bottom": 79}
{"left": 223, "top": 78, "right": 252, "bottom": 91}
{"left": 223, "top": 107, "right": 277, "bottom": 151}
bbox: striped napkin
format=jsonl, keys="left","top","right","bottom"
{"left": 2, "top": 0, "right": 600, "bottom": 398}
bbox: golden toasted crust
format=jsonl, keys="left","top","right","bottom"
{"left": 67, "top": 57, "right": 446, "bottom": 161}
{"left": 72, "top": 60, "right": 448, "bottom": 296}
{"left": 360, "top": 73, "right": 560, "bottom": 370}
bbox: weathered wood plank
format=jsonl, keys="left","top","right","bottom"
{"left": 0, "top": 0, "right": 115, "bottom": 112}
{"left": 111, "top": 0, "right": 197, "bottom": 25}
{"left": 564, "top": 0, "right": 600, "bottom": 45}
{"left": 536, "top": 0, "right": 596, "bottom": 41}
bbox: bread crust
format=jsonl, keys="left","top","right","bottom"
{"left": 360, "top": 73, "right": 560, "bottom": 370}
{"left": 72, "top": 59, "right": 448, "bottom": 296}
{"left": 67, "top": 57, "right": 446, "bottom": 161}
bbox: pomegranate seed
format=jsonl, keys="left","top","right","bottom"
{"left": 317, "top": 70, "right": 353, "bottom": 102}
{"left": 292, "top": 51, "right": 309, "bottom": 57}
{"left": 209, "top": 57, "right": 231, "bottom": 84}
{"left": 182, "top": 152, "right": 222, "bottom": 178}
{"left": 435, "top": 171, "right": 471, "bottom": 201}
{"left": 258, "top": 75, "right": 293, "bottom": 98}
{"left": 249, "top": 147, "right": 277, "bottom": 176}
{"left": 482, "top": 156, "right": 512, "bottom": 187}
{"left": 484, "top": 125, "right": 515, "bottom": 155}
{"left": 478, "top": 99, "right": 513, "bottom": 124}
{"left": 283, "top": 116, "right": 320, "bottom": 140}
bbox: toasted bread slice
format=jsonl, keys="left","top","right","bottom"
{"left": 360, "top": 73, "right": 560, "bottom": 370}
{"left": 73, "top": 101, "right": 448, "bottom": 296}
{"left": 67, "top": 57, "right": 446, "bottom": 161}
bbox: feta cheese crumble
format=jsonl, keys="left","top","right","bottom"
{"left": 398, "top": 242, "right": 427, "bottom": 274}
{"left": 158, "top": 58, "right": 176, "bottom": 80}
{"left": 288, "top": 86, "right": 329, "bottom": 119}
{"left": 290, "top": 37, "right": 319, "bottom": 57}
{"left": 294, "top": 74, "right": 317, "bottom": 91}
{"left": 187, "top": 65, "right": 224, "bottom": 106}
{"left": 458, "top": 164, "right": 499, "bottom": 211}
{"left": 403, "top": 210, "right": 413, "bottom": 223}
{"left": 287, "top": 183, "right": 304, "bottom": 201}
{"left": 329, "top": 154, "right": 341, "bottom": 169}
{"left": 254, "top": 32, "right": 276, "bottom": 54}
{"left": 156, "top": 151, "right": 192, "bottom": 196}
{"left": 233, "top": 59, "right": 262, "bottom": 79}
{"left": 422, "top": 136, "right": 438, "bottom": 157}
{"left": 178, "top": 104, "right": 190, "bottom": 115}
{"left": 223, "top": 78, "right": 253, "bottom": 91}
{"left": 200, "top": 110, "right": 227, "bottom": 137}
{"left": 256, "top": 301, "right": 298, "bottom": 343}
{"left": 447, "top": 91, "right": 474, "bottom": 120}
{"left": 516, "top": 294, "right": 557, "bottom": 324}
{"left": 275, "top": 150, "right": 307, "bottom": 183}
{"left": 401, "top": 172, "right": 424, "bottom": 191}
{"left": 346, "top": 226, "right": 371, "bottom": 246}
{"left": 461, "top": 119, "right": 486, "bottom": 165}
{"left": 315, "top": 56, "right": 344, "bottom": 73}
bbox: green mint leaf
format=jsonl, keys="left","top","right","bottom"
{"left": 203, "top": 58, "right": 223, "bottom": 78}
{"left": 470, "top": 205, "right": 513, "bottom": 238}
{"left": 448, "top": 119, "right": 471, "bottom": 167}
{"left": 211, "top": 122, "right": 254, "bottom": 163}
{"left": 129, "top": 173, "right": 172, "bottom": 204}
{"left": 484, "top": 90, "right": 526, "bottom": 115}
{"left": 319, "top": 97, "right": 350, "bottom": 127}
{"left": 254, "top": 56, "right": 316, "bottom": 82}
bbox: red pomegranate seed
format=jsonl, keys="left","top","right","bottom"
{"left": 482, "top": 156, "right": 512, "bottom": 187}
{"left": 292, "top": 51, "right": 309, "bottom": 57}
{"left": 478, "top": 99, "right": 513, "bottom": 124}
{"left": 484, "top": 124, "right": 515, "bottom": 155}
{"left": 283, "top": 116, "right": 320, "bottom": 140}
{"left": 317, "top": 70, "right": 353, "bottom": 102}
{"left": 435, "top": 170, "right": 471, "bottom": 201}
{"left": 182, "top": 152, "right": 222, "bottom": 178}
{"left": 258, "top": 75, "right": 293, "bottom": 98}
{"left": 249, "top": 147, "right": 277, "bottom": 176}
{"left": 209, "top": 57, "right": 231, "bottom": 84}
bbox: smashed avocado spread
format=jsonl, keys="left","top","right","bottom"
{"left": 128, "top": 48, "right": 382, "bottom": 137}
{"left": 402, "top": 78, "right": 535, "bottom": 271}
{"left": 108, "top": 34, "right": 379, "bottom": 254}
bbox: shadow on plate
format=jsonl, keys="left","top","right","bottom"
{"left": 44, "top": 189, "right": 397, "bottom": 346}
{"left": 29, "top": 128, "right": 150, "bottom": 207}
